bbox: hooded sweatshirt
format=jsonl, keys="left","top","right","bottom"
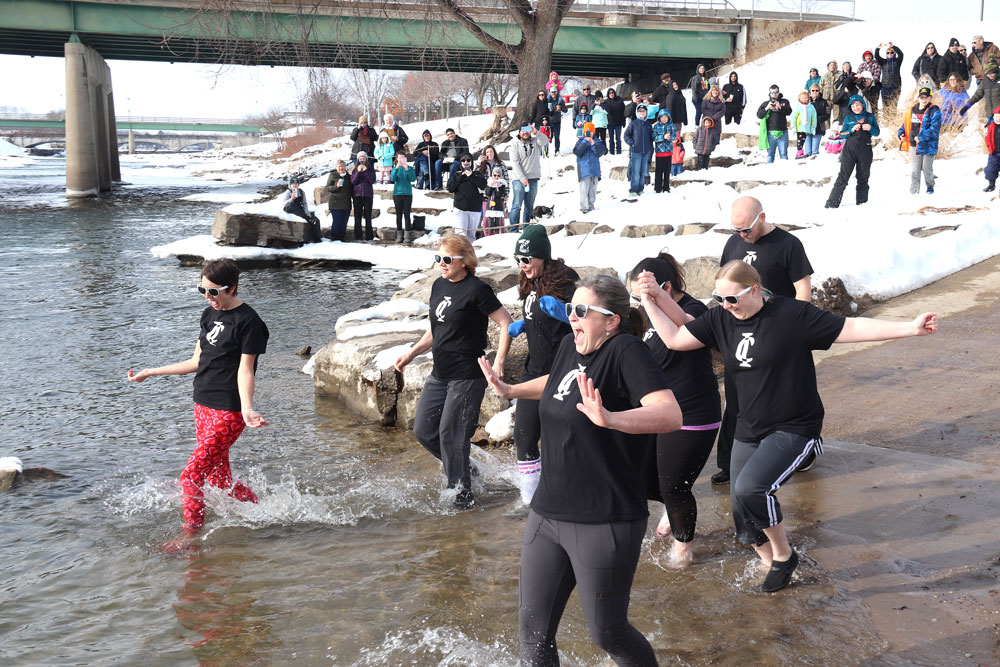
{"left": 722, "top": 73, "right": 746, "bottom": 111}
{"left": 840, "top": 94, "right": 881, "bottom": 145}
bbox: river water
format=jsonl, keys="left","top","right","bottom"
{"left": 1, "top": 157, "right": 890, "bottom": 665}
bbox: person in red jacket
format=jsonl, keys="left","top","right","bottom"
{"left": 984, "top": 105, "right": 1000, "bottom": 192}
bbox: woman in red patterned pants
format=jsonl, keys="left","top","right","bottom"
{"left": 130, "top": 259, "right": 269, "bottom": 533}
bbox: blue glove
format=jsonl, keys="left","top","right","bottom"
{"left": 897, "top": 128, "right": 904, "bottom": 139}
{"left": 507, "top": 319, "right": 525, "bottom": 337}
{"left": 538, "top": 296, "right": 570, "bottom": 324}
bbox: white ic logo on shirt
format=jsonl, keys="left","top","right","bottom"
{"left": 435, "top": 296, "right": 453, "bottom": 322}
{"left": 743, "top": 251, "right": 757, "bottom": 265}
{"left": 524, "top": 291, "right": 537, "bottom": 320}
{"left": 553, "top": 363, "right": 587, "bottom": 401}
{"left": 206, "top": 321, "right": 225, "bottom": 346}
{"left": 735, "top": 332, "right": 755, "bottom": 368}
{"left": 643, "top": 327, "right": 656, "bottom": 342}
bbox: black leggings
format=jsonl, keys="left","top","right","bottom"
{"left": 393, "top": 194, "right": 412, "bottom": 230}
{"left": 716, "top": 371, "right": 738, "bottom": 473}
{"left": 725, "top": 108, "right": 743, "bottom": 124}
{"left": 513, "top": 397, "right": 541, "bottom": 462}
{"left": 519, "top": 511, "right": 656, "bottom": 666}
{"left": 826, "top": 140, "right": 873, "bottom": 208}
{"left": 595, "top": 127, "right": 607, "bottom": 144}
{"left": 653, "top": 155, "right": 671, "bottom": 192}
{"left": 352, "top": 196, "right": 373, "bottom": 240}
{"left": 655, "top": 427, "right": 719, "bottom": 542}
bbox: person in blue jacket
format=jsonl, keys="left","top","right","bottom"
{"left": 573, "top": 122, "right": 606, "bottom": 213}
{"left": 825, "top": 95, "right": 880, "bottom": 208}
{"left": 897, "top": 86, "right": 942, "bottom": 195}
{"left": 623, "top": 103, "right": 654, "bottom": 200}
{"left": 651, "top": 109, "right": 677, "bottom": 193}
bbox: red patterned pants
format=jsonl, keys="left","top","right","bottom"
{"left": 181, "top": 404, "right": 258, "bottom": 531}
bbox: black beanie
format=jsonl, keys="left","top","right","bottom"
{"left": 515, "top": 224, "right": 551, "bottom": 260}
{"left": 949, "top": 37, "right": 960, "bottom": 47}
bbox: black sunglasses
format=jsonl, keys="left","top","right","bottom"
{"left": 197, "top": 285, "right": 229, "bottom": 297}
{"left": 434, "top": 254, "right": 463, "bottom": 265}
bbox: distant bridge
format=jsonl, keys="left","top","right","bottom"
{"left": 0, "top": 114, "right": 268, "bottom": 134}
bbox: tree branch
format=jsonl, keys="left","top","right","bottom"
{"left": 432, "top": 0, "right": 524, "bottom": 60}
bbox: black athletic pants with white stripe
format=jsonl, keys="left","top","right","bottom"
{"left": 730, "top": 431, "right": 821, "bottom": 547}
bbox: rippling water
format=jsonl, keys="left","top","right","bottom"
{"left": 1, "top": 157, "right": 889, "bottom": 665}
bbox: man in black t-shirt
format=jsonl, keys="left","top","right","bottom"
{"left": 714, "top": 196, "right": 815, "bottom": 484}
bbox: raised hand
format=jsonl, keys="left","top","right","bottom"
{"left": 508, "top": 319, "right": 526, "bottom": 337}
{"left": 575, "top": 372, "right": 610, "bottom": 427}
{"left": 478, "top": 356, "right": 510, "bottom": 398}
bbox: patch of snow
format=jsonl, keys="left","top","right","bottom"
{"left": 372, "top": 344, "right": 414, "bottom": 370}
{"left": 301, "top": 356, "right": 316, "bottom": 376}
{"left": 484, "top": 406, "right": 515, "bottom": 442}
{"left": 335, "top": 299, "right": 429, "bottom": 335}
{"left": 336, "top": 319, "right": 429, "bottom": 341}
{"left": 0, "top": 456, "right": 24, "bottom": 473}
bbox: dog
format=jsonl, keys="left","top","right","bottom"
{"left": 531, "top": 205, "right": 555, "bottom": 219}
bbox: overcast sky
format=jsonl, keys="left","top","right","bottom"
{"left": 0, "top": 0, "right": 994, "bottom": 118}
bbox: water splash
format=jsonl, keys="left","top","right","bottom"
{"left": 350, "top": 626, "right": 519, "bottom": 667}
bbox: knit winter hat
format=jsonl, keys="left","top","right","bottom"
{"left": 288, "top": 176, "right": 300, "bottom": 186}
{"left": 356, "top": 150, "right": 368, "bottom": 159}
{"left": 583, "top": 122, "right": 596, "bottom": 133}
{"left": 514, "top": 224, "right": 551, "bottom": 260}
{"left": 359, "top": 115, "right": 368, "bottom": 124}
{"left": 949, "top": 37, "right": 960, "bottom": 47}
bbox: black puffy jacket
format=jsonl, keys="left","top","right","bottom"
{"left": 912, "top": 50, "right": 942, "bottom": 85}
{"left": 874, "top": 46, "right": 905, "bottom": 88}
{"left": 605, "top": 95, "right": 626, "bottom": 126}
{"left": 937, "top": 50, "right": 970, "bottom": 85}
{"left": 447, "top": 169, "right": 486, "bottom": 211}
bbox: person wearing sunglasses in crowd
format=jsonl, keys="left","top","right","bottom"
{"left": 505, "top": 225, "right": 579, "bottom": 504}
{"left": 625, "top": 253, "right": 720, "bottom": 568}
{"left": 637, "top": 261, "right": 938, "bottom": 593}
{"left": 479, "top": 273, "right": 681, "bottom": 666}
{"left": 447, "top": 153, "right": 487, "bottom": 242}
{"left": 128, "top": 259, "right": 268, "bottom": 534}
{"left": 395, "top": 234, "right": 512, "bottom": 509}
{"left": 712, "top": 196, "right": 814, "bottom": 487}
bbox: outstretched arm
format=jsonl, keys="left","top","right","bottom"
{"left": 128, "top": 341, "right": 201, "bottom": 382}
{"left": 478, "top": 356, "right": 547, "bottom": 400}
{"left": 395, "top": 329, "right": 433, "bottom": 373}
{"left": 575, "top": 374, "right": 681, "bottom": 434}
{"left": 835, "top": 313, "right": 938, "bottom": 344}
{"left": 489, "top": 307, "right": 514, "bottom": 379}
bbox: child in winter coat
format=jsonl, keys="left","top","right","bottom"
{"left": 538, "top": 116, "right": 552, "bottom": 157}
{"left": 575, "top": 104, "right": 592, "bottom": 138}
{"left": 374, "top": 130, "right": 395, "bottom": 184}
{"left": 792, "top": 90, "right": 818, "bottom": 158}
{"left": 825, "top": 94, "right": 880, "bottom": 208}
{"left": 591, "top": 96, "right": 609, "bottom": 146}
{"left": 693, "top": 117, "right": 720, "bottom": 170}
{"left": 984, "top": 105, "right": 1000, "bottom": 192}
{"left": 671, "top": 139, "right": 686, "bottom": 176}
{"left": 483, "top": 166, "right": 508, "bottom": 235}
{"left": 573, "top": 123, "right": 606, "bottom": 213}
{"left": 545, "top": 71, "right": 563, "bottom": 97}
{"left": 652, "top": 109, "right": 677, "bottom": 193}
{"left": 897, "top": 86, "right": 942, "bottom": 194}
{"left": 389, "top": 155, "right": 417, "bottom": 242}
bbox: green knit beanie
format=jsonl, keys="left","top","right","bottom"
{"left": 514, "top": 224, "right": 551, "bottom": 260}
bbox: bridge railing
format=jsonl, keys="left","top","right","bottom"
{"left": 0, "top": 112, "right": 260, "bottom": 125}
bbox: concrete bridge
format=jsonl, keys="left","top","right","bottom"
{"left": 0, "top": 0, "right": 848, "bottom": 196}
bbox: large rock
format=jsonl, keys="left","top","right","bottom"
{"left": 682, "top": 256, "right": 722, "bottom": 299}
{"left": 620, "top": 223, "right": 674, "bottom": 238}
{"left": 608, "top": 165, "right": 628, "bottom": 181}
{"left": 675, "top": 223, "right": 715, "bottom": 235}
{"left": 564, "top": 221, "right": 597, "bottom": 236}
{"left": 211, "top": 209, "right": 309, "bottom": 248}
{"left": 726, "top": 180, "right": 768, "bottom": 193}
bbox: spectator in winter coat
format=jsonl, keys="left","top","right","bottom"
{"left": 482, "top": 167, "right": 507, "bottom": 235}
{"left": 940, "top": 74, "right": 970, "bottom": 126}
{"left": 545, "top": 90, "right": 568, "bottom": 154}
{"left": 574, "top": 103, "right": 592, "bottom": 139}
{"left": 833, "top": 63, "right": 859, "bottom": 121}
{"left": 382, "top": 114, "right": 409, "bottom": 155}
{"left": 447, "top": 153, "right": 486, "bottom": 242}
{"left": 281, "top": 177, "right": 320, "bottom": 244}
{"left": 756, "top": 85, "right": 793, "bottom": 162}
{"left": 897, "top": 86, "right": 942, "bottom": 195}
{"left": 804, "top": 67, "right": 821, "bottom": 92}
{"left": 701, "top": 86, "right": 726, "bottom": 141}
{"left": 508, "top": 125, "right": 549, "bottom": 232}
{"left": 545, "top": 71, "right": 563, "bottom": 96}
{"left": 688, "top": 64, "right": 710, "bottom": 124}
{"left": 938, "top": 38, "right": 971, "bottom": 88}
{"left": 324, "top": 160, "right": 353, "bottom": 242}
{"left": 912, "top": 43, "right": 942, "bottom": 87}
{"left": 605, "top": 88, "right": 627, "bottom": 155}
{"left": 983, "top": 105, "right": 1000, "bottom": 192}
{"left": 477, "top": 144, "right": 509, "bottom": 183}
{"left": 792, "top": 90, "right": 817, "bottom": 159}
{"left": 693, "top": 117, "right": 719, "bottom": 170}
{"left": 414, "top": 130, "right": 440, "bottom": 190}
{"left": 968, "top": 36, "right": 1000, "bottom": 85}
{"left": 531, "top": 90, "right": 551, "bottom": 128}
{"left": 591, "top": 93, "right": 609, "bottom": 145}
{"left": 624, "top": 103, "right": 654, "bottom": 198}
{"left": 651, "top": 109, "right": 677, "bottom": 192}
{"left": 821, "top": 60, "right": 839, "bottom": 122}
{"left": 962, "top": 63, "right": 1000, "bottom": 116}
{"left": 350, "top": 115, "right": 378, "bottom": 163}
{"left": 857, "top": 71, "right": 880, "bottom": 112}
{"left": 573, "top": 123, "right": 606, "bottom": 213}
{"left": 858, "top": 50, "right": 883, "bottom": 84}
{"left": 807, "top": 85, "right": 830, "bottom": 156}
{"left": 825, "top": 94, "right": 880, "bottom": 208}
{"left": 666, "top": 80, "right": 689, "bottom": 134}
{"left": 574, "top": 86, "right": 596, "bottom": 124}
{"left": 436, "top": 128, "right": 470, "bottom": 186}
{"left": 373, "top": 130, "right": 395, "bottom": 184}
{"left": 390, "top": 156, "right": 417, "bottom": 243}
{"left": 874, "top": 43, "right": 904, "bottom": 113}
{"left": 649, "top": 73, "right": 674, "bottom": 108}
{"left": 671, "top": 138, "right": 685, "bottom": 176}
{"left": 722, "top": 71, "right": 747, "bottom": 125}
{"left": 350, "top": 151, "right": 377, "bottom": 241}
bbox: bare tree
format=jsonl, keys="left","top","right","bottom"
{"left": 244, "top": 107, "right": 291, "bottom": 148}
{"left": 345, "top": 68, "right": 401, "bottom": 124}
{"left": 300, "top": 68, "right": 359, "bottom": 126}
{"left": 486, "top": 73, "right": 518, "bottom": 108}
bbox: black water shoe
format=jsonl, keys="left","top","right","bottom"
{"left": 762, "top": 550, "right": 799, "bottom": 593}
{"left": 711, "top": 470, "right": 730, "bottom": 485}
{"left": 454, "top": 488, "right": 476, "bottom": 509}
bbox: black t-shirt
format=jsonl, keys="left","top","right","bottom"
{"left": 522, "top": 271, "right": 578, "bottom": 380}
{"left": 193, "top": 303, "right": 269, "bottom": 412}
{"left": 532, "top": 334, "right": 670, "bottom": 523}
{"left": 429, "top": 274, "right": 502, "bottom": 380}
{"left": 720, "top": 227, "right": 813, "bottom": 299}
{"left": 685, "top": 297, "right": 845, "bottom": 441}
{"left": 641, "top": 294, "right": 721, "bottom": 426}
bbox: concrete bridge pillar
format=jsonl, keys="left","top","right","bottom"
{"left": 64, "top": 38, "right": 118, "bottom": 197}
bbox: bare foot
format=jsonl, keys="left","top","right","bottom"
{"left": 655, "top": 510, "right": 672, "bottom": 538}
{"left": 666, "top": 540, "right": 694, "bottom": 569}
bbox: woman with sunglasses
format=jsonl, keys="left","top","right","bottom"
{"left": 128, "top": 259, "right": 268, "bottom": 534}
{"left": 626, "top": 253, "right": 720, "bottom": 567}
{"left": 507, "top": 225, "right": 578, "bottom": 504}
{"left": 447, "top": 152, "right": 486, "bottom": 242}
{"left": 395, "top": 234, "right": 512, "bottom": 509}
{"left": 637, "top": 260, "right": 937, "bottom": 592}
{"left": 479, "top": 274, "right": 681, "bottom": 665}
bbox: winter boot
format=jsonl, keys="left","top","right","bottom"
{"left": 395, "top": 229, "right": 405, "bottom": 243}
{"left": 796, "top": 149, "right": 805, "bottom": 159}
{"left": 986, "top": 180, "right": 997, "bottom": 192}
{"left": 517, "top": 458, "right": 541, "bottom": 505}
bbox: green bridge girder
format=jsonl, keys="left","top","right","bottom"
{"left": 1, "top": 118, "right": 266, "bottom": 133}
{"left": 0, "top": 0, "right": 737, "bottom": 76}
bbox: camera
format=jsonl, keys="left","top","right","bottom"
{"left": 585, "top": 131, "right": 593, "bottom": 138}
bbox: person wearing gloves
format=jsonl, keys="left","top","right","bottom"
{"left": 504, "top": 225, "right": 578, "bottom": 504}
{"left": 390, "top": 155, "right": 417, "bottom": 242}
{"left": 508, "top": 125, "right": 549, "bottom": 233}
{"left": 983, "top": 105, "right": 1000, "bottom": 192}
{"left": 825, "top": 94, "right": 880, "bottom": 209}
{"left": 350, "top": 151, "right": 377, "bottom": 242}
{"left": 898, "top": 86, "right": 942, "bottom": 196}
{"left": 447, "top": 153, "right": 487, "bottom": 242}
{"left": 623, "top": 103, "right": 654, "bottom": 200}
{"left": 961, "top": 63, "right": 1000, "bottom": 118}
{"left": 756, "top": 84, "right": 793, "bottom": 163}
{"left": 324, "top": 160, "right": 353, "bottom": 242}
{"left": 281, "top": 176, "right": 321, "bottom": 243}
{"left": 652, "top": 109, "right": 677, "bottom": 193}
{"left": 573, "top": 122, "right": 606, "bottom": 213}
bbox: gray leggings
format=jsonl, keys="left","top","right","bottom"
{"left": 412, "top": 375, "right": 486, "bottom": 490}
{"left": 731, "top": 431, "right": 822, "bottom": 546}
{"left": 519, "top": 510, "right": 656, "bottom": 666}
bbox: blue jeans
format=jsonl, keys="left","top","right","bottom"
{"left": 414, "top": 155, "right": 429, "bottom": 189}
{"left": 766, "top": 131, "right": 789, "bottom": 162}
{"left": 608, "top": 125, "right": 623, "bottom": 154}
{"left": 693, "top": 98, "right": 704, "bottom": 125}
{"left": 329, "top": 209, "right": 350, "bottom": 240}
{"left": 628, "top": 151, "right": 651, "bottom": 193}
{"left": 671, "top": 163, "right": 684, "bottom": 176}
{"left": 434, "top": 159, "right": 457, "bottom": 188}
{"left": 509, "top": 179, "right": 538, "bottom": 232}
{"left": 550, "top": 124, "right": 561, "bottom": 153}
{"left": 805, "top": 134, "right": 822, "bottom": 156}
